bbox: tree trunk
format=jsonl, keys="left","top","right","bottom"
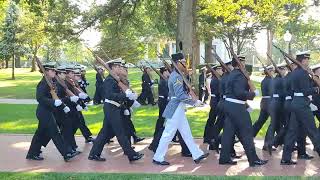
{"left": 15, "top": 55, "right": 21, "bottom": 68}
{"left": 205, "top": 39, "right": 213, "bottom": 63}
{"left": 176, "top": 0, "right": 193, "bottom": 55}
{"left": 12, "top": 54, "right": 15, "bottom": 80}
{"left": 176, "top": 0, "right": 182, "bottom": 53}
{"left": 267, "top": 28, "right": 273, "bottom": 59}
{"left": 31, "top": 46, "right": 39, "bottom": 72}
{"left": 5, "top": 59, "right": 9, "bottom": 68}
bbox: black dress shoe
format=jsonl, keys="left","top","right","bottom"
{"left": 209, "top": 141, "right": 220, "bottom": 154}
{"left": 250, "top": 159, "right": 268, "bottom": 167}
{"left": 88, "top": 155, "right": 106, "bottom": 161}
{"left": 219, "top": 160, "right": 237, "bottom": 165}
{"left": 203, "top": 139, "right": 211, "bottom": 144}
{"left": 129, "top": 153, "right": 144, "bottom": 162}
{"left": 298, "top": 154, "right": 314, "bottom": 160}
{"left": 26, "top": 155, "right": 44, "bottom": 161}
{"left": 133, "top": 137, "right": 145, "bottom": 144}
{"left": 71, "top": 150, "right": 82, "bottom": 156}
{"left": 267, "top": 145, "right": 274, "bottom": 156}
{"left": 231, "top": 153, "right": 242, "bottom": 159}
{"left": 153, "top": 159, "right": 170, "bottom": 165}
{"left": 85, "top": 137, "right": 95, "bottom": 143}
{"left": 64, "top": 153, "right": 76, "bottom": 162}
{"left": 181, "top": 152, "right": 192, "bottom": 157}
{"left": 194, "top": 152, "right": 209, "bottom": 164}
{"left": 262, "top": 146, "right": 276, "bottom": 152}
{"left": 280, "top": 159, "right": 297, "bottom": 165}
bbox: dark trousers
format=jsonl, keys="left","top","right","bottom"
{"left": 78, "top": 112, "right": 92, "bottom": 139}
{"left": 53, "top": 112, "right": 76, "bottom": 151}
{"left": 153, "top": 98, "right": 167, "bottom": 137}
{"left": 27, "top": 107, "right": 68, "bottom": 157}
{"left": 123, "top": 113, "right": 137, "bottom": 140}
{"left": 212, "top": 100, "right": 226, "bottom": 142}
{"left": 252, "top": 99, "right": 270, "bottom": 137}
{"left": 282, "top": 97, "right": 320, "bottom": 161}
{"left": 265, "top": 99, "right": 285, "bottom": 146}
{"left": 89, "top": 104, "right": 136, "bottom": 159}
{"left": 93, "top": 85, "right": 103, "bottom": 104}
{"left": 137, "top": 87, "right": 154, "bottom": 104}
{"left": 199, "top": 87, "right": 209, "bottom": 102}
{"left": 272, "top": 99, "right": 291, "bottom": 146}
{"left": 219, "top": 101, "right": 259, "bottom": 165}
{"left": 203, "top": 98, "right": 220, "bottom": 142}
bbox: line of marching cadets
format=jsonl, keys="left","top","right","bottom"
{"left": 26, "top": 51, "right": 320, "bottom": 167}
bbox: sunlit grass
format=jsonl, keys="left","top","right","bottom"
{"left": 0, "top": 68, "right": 270, "bottom": 137}
{"left": 0, "top": 68, "right": 148, "bottom": 99}
{"left": 0, "top": 103, "right": 267, "bottom": 138}
{"left": 0, "top": 68, "right": 263, "bottom": 99}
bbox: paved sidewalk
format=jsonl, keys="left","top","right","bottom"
{"left": 0, "top": 99, "right": 37, "bottom": 104}
{"left": 0, "top": 134, "right": 319, "bottom": 176}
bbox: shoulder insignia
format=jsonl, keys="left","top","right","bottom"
{"left": 175, "top": 78, "right": 182, "bottom": 85}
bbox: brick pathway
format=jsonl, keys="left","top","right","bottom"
{"left": 1, "top": 134, "right": 319, "bottom": 176}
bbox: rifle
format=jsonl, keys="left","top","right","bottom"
{"left": 266, "top": 54, "right": 284, "bottom": 77}
{"left": 170, "top": 59, "right": 198, "bottom": 100}
{"left": 87, "top": 47, "right": 129, "bottom": 92}
{"left": 145, "top": 61, "right": 166, "bottom": 79}
{"left": 55, "top": 75, "right": 88, "bottom": 108}
{"left": 201, "top": 55, "right": 221, "bottom": 79}
{"left": 55, "top": 75, "right": 76, "bottom": 97}
{"left": 134, "top": 64, "right": 144, "bottom": 72}
{"left": 255, "top": 55, "right": 273, "bottom": 78}
{"left": 227, "top": 47, "right": 256, "bottom": 91}
{"left": 156, "top": 51, "right": 172, "bottom": 73}
{"left": 85, "top": 59, "right": 105, "bottom": 79}
{"left": 283, "top": 57, "right": 294, "bottom": 72}
{"left": 273, "top": 43, "right": 320, "bottom": 87}
{"left": 211, "top": 49, "right": 231, "bottom": 73}
{"left": 35, "top": 56, "right": 59, "bottom": 100}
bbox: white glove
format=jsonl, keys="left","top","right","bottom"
{"left": 70, "top": 96, "right": 79, "bottom": 103}
{"left": 124, "top": 109, "right": 130, "bottom": 116}
{"left": 310, "top": 103, "right": 318, "bottom": 112}
{"left": 54, "top": 99, "right": 62, "bottom": 107}
{"left": 193, "top": 100, "right": 203, "bottom": 107}
{"left": 202, "top": 87, "right": 206, "bottom": 90}
{"left": 76, "top": 104, "right": 83, "bottom": 111}
{"left": 131, "top": 100, "right": 141, "bottom": 108}
{"left": 63, "top": 106, "right": 70, "bottom": 113}
{"left": 79, "top": 92, "right": 88, "bottom": 99}
{"left": 254, "top": 89, "right": 260, "bottom": 96}
{"left": 151, "top": 80, "right": 154, "bottom": 84}
{"left": 247, "top": 107, "right": 253, "bottom": 113}
{"left": 125, "top": 89, "right": 137, "bottom": 100}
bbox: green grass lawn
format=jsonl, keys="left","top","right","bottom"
{"left": 0, "top": 103, "right": 268, "bottom": 138}
{"left": 0, "top": 68, "right": 262, "bottom": 99}
{"left": 0, "top": 68, "right": 147, "bottom": 99}
{"left": 0, "top": 172, "right": 317, "bottom": 180}
{"left": 0, "top": 68, "right": 269, "bottom": 138}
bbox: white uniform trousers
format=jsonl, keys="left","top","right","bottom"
{"left": 153, "top": 103, "right": 204, "bottom": 162}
